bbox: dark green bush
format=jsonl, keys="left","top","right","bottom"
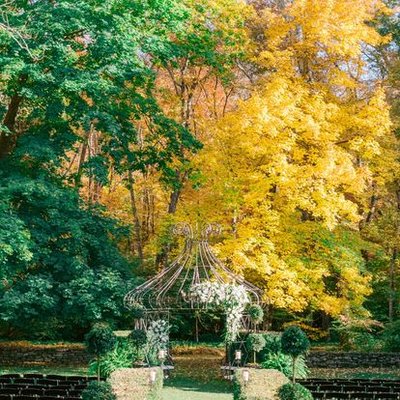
{"left": 383, "top": 320, "right": 400, "bottom": 352}
{"left": 279, "top": 383, "right": 313, "bottom": 400}
{"left": 129, "top": 329, "right": 147, "bottom": 348}
{"left": 85, "top": 323, "right": 117, "bottom": 357}
{"left": 332, "top": 318, "right": 383, "bottom": 351}
{"left": 247, "top": 304, "right": 264, "bottom": 324}
{"left": 82, "top": 381, "right": 116, "bottom": 400}
{"left": 281, "top": 327, "right": 310, "bottom": 359}
{"left": 259, "top": 334, "right": 281, "bottom": 362}
{"left": 246, "top": 333, "right": 266, "bottom": 363}
{"left": 131, "top": 303, "right": 146, "bottom": 320}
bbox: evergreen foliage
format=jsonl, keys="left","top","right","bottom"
{"left": 247, "top": 304, "right": 264, "bottom": 325}
{"left": 85, "top": 323, "right": 117, "bottom": 358}
{"left": 82, "top": 381, "right": 116, "bottom": 400}
{"left": 279, "top": 383, "right": 313, "bottom": 400}
{"left": 383, "top": 320, "right": 400, "bottom": 352}
{"left": 246, "top": 333, "right": 266, "bottom": 363}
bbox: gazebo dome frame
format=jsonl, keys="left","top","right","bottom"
{"left": 124, "top": 222, "right": 261, "bottom": 312}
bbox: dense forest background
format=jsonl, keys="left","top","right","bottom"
{"left": 1, "top": 0, "right": 400, "bottom": 341}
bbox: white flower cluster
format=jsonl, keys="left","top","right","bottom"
{"left": 147, "top": 319, "right": 170, "bottom": 351}
{"left": 189, "top": 282, "right": 224, "bottom": 305}
{"left": 189, "top": 282, "right": 250, "bottom": 343}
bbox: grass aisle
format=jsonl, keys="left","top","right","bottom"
{"left": 163, "top": 345, "right": 233, "bottom": 400}
{"left": 163, "top": 378, "right": 232, "bottom": 400}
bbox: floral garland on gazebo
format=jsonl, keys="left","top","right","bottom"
{"left": 189, "top": 282, "right": 250, "bottom": 343}
{"left": 146, "top": 282, "right": 251, "bottom": 349}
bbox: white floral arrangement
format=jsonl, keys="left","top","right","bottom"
{"left": 146, "top": 319, "right": 170, "bottom": 351}
{"left": 189, "top": 282, "right": 250, "bottom": 343}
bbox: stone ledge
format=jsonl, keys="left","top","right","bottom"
{"left": 306, "top": 351, "right": 400, "bottom": 368}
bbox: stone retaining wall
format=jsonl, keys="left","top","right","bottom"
{"left": 306, "top": 351, "right": 400, "bottom": 368}
{"left": 0, "top": 342, "right": 90, "bottom": 366}
{"left": 0, "top": 343, "right": 399, "bottom": 369}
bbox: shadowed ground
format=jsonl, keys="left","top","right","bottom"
{"left": 162, "top": 347, "right": 233, "bottom": 400}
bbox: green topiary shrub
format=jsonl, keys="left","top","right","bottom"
{"left": 85, "top": 323, "right": 117, "bottom": 381}
{"left": 247, "top": 304, "right": 264, "bottom": 325}
{"left": 85, "top": 323, "right": 118, "bottom": 357}
{"left": 278, "top": 383, "right": 313, "bottom": 400}
{"left": 281, "top": 326, "right": 310, "bottom": 383}
{"left": 246, "top": 333, "right": 266, "bottom": 363}
{"left": 129, "top": 329, "right": 147, "bottom": 349}
{"left": 129, "top": 328, "right": 148, "bottom": 363}
{"left": 82, "top": 381, "right": 116, "bottom": 400}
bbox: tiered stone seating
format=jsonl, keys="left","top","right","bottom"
{"left": 0, "top": 374, "right": 99, "bottom": 399}
{"left": 299, "top": 378, "right": 400, "bottom": 400}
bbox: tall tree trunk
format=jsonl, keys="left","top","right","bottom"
{"left": 168, "top": 188, "right": 182, "bottom": 214}
{"left": 365, "top": 193, "right": 378, "bottom": 224}
{"left": 232, "top": 209, "right": 238, "bottom": 238}
{"left": 128, "top": 170, "right": 143, "bottom": 262}
{"left": 0, "top": 75, "right": 27, "bottom": 159}
{"left": 292, "top": 356, "right": 296, "bottom": 384}
{"left": 75, "top": 129, "right": 90, "bottom": 186}
{"left": 0, "top": 94, "right": 23, "bottom": 159}
{"left": 143, "top": 186, "right": 155, "bottom": 241}
{"left": 90, "top": 130, "right": 101, "bottom": 203}
{"left": 389, "top": 247, "right": 398, "bottom": 323}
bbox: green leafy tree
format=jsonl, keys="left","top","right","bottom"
{"left": 281, "top": 327, "right": 310, "bottom": 383}
{"left": 0, "top": 0, "right": 200, "bottom": 338}
{"left": 0, "top": 171, "right": 137, "bottom": 339}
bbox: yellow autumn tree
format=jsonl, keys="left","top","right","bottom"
{"left": 177, "top": 0, "right": 396, "bottom": 318}
{"left": 99, "top": 0, "right": 251, "bottom": 263}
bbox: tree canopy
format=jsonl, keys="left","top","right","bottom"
{"left": 1, "top": 0, "right": 400, "bottom": 339}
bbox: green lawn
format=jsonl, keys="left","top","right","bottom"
{"left": 163, "top": 377, "right": 232, "bottom": 400}
{"left": 162, "top": 346, "right": 233, "bottom": 399}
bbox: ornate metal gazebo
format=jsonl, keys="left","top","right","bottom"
{"left": 124, "top": 222, "right": 263, "bottom": 377}
{"left": 124, "top": 222, "right": 261, "bottom": 311}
